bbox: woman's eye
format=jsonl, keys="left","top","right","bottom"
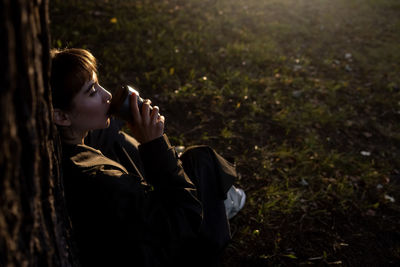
{"left": 89, "top": 86, "right": 97, "bottom": 96}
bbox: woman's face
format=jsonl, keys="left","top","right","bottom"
{"left": 68, "top": 72, "right": 112, "bottom": 133}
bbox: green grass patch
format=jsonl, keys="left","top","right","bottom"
{"left": 51, "top": 0, "right": 400, "bottom": 265}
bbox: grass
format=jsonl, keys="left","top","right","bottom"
{"left": 50, "top": 0, "right": 400, "bottom": 265}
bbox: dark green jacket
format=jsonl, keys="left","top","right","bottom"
{"left": 62, "top": 135, "right": 202, "bottom": 266}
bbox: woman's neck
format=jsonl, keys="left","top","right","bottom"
{"left": 61, "top": 130, "right": 88, "bottom": 145}
{"left": 63, "top": 137, "right": 85, "bottom": 145}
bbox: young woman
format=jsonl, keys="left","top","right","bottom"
{"left": 51, "top": 48, "right": 244, "bottom": 266}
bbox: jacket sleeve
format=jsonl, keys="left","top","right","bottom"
{"left": 79, "top": 135, "right": 202, "bottom": 265}
{"left": 137, "top": 134, "right": 203, "bottom": 233}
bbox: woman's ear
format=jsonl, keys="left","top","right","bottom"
{"left": 53, "top": 108, "right": 72, "bottom": 126}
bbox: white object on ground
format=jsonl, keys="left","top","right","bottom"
{"left": 224, "top": 186, "right": 246, "bottom": 219}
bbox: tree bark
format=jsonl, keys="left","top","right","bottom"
{"left": 0, "top": 0, "right": 77, "bottom": 266}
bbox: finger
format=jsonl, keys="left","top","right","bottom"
{"left": 158, "top": 115, "right": 165, "bottom": 125}
{"left": 150, "top": 106, "right": 160, "bottom": 123}
{"left": 141, "top": 99, "right": 151, "bottom": 125}
{"left": 156, "top": 115, "right": 165, "bottom": 132}
{"left": 130, "top": 92, "right": 141, "bottom": 124}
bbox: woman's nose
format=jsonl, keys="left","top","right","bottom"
{"left": 100, "top": 86, "right": 112, "bottom": 103}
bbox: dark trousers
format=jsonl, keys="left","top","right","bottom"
{"left": 179, "top": 146, "right": 235, "bottom": 266}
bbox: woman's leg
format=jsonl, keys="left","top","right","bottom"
{"left": 179, "top": 146, "right": 236, "bottom": 264}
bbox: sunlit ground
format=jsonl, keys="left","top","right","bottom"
{"left": 51, "top": 0, "right": 400, "bottom": 265}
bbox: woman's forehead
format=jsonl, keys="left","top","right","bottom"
{"left": 86, "top": 71, "right": 97, "bottom": 84}
{"left": 90, "top": 71, "right": 97, "bottom": 81}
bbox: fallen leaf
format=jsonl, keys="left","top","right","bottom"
{"left": 360, "top": 151, "right": 371, "bottom": 156}
{"left": 384, "top": 194, "right": 395, "bottom": 203}
{"left": 366, "top": 209, "right": 376, "bottom": 216}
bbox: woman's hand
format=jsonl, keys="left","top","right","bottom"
{"left": 127, "top": 92, "right": 165, "bottom": 144}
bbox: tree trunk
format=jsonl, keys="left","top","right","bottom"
{"left": 0, "top": 0, "right": 77, "bottom": 266}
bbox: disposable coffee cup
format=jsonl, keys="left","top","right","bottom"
{"left": 108, "top": 85, "right": 151, "bottom": 122}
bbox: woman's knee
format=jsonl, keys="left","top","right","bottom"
{"left": 180, "top": 145, "right": 214, "bottom": 164}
